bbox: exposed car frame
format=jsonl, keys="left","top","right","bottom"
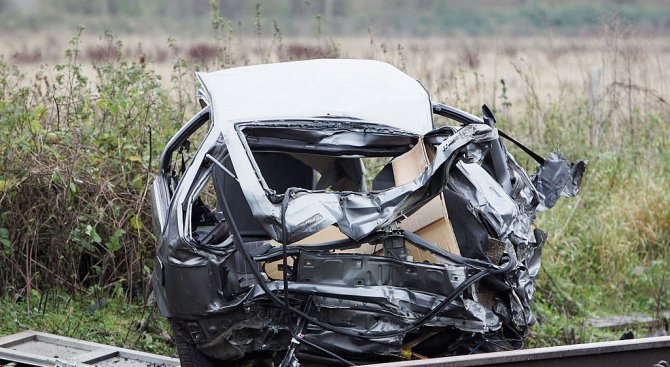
{"left": 151, "top": 59, "right": 586, "bottom": 366}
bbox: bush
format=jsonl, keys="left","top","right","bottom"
{"left": 0, "top": 28, "right": 182, "bottom": 302}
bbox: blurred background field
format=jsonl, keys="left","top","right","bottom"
{"left": 0, "top": 0, "right": 669, "bottom": 357}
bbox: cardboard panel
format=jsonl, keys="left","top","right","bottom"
{"left": 391, "top": 138, "right": 461, "bottom": 260}
{"left": 267, "top": 136, "right": 459, "bottom": 275}
{"left": 265, "top": 226, "right": 377, "bottom": 279}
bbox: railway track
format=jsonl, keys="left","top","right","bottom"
{"left": 366, "top": 335, "right": 670, "bottom": 367}
{"left": 1, "top": 331, "right": 668, "bottom": 366}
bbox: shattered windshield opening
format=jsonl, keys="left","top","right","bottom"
{"left": 229, "top": 121, "right": 503, "bottom": 244}
{"left": 238, "top": 121, "right": 419, "bottom": 195}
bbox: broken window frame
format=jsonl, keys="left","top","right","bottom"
{"left": 236, "top": 119, "right": 420, "bottom": 196}
{"left": 152, "top": 106, "right": 214, "bottom": 238}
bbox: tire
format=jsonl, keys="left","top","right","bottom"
{"left": 175, "top": 339, "right": 217, "bottom": 367}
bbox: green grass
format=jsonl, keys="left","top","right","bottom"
{"left": 0, "top": 288, "right": 175, "bottom": 356}
{"left": 522, "top": 123, "right": 670, "bottom": 346}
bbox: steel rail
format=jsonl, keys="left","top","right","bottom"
{"left": 2, "top": 331, "right": 668, "bottom": 367}
{"left": 363, "top": 336, "right": 670, "bottom": 367}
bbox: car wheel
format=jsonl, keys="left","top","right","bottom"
{"left": 175, "top": 339, "right": 217, "bottom": 367}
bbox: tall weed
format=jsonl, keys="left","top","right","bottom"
{"left": 0, "top": 28, "right": 179, "bottom": 305}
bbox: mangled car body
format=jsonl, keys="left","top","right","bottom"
{"left": 151, "top": 59, "right": 586, "bottom": 366}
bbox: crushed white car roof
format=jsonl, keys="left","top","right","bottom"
{"left": 197, "top": 59, "right": 434, "bottom": 134}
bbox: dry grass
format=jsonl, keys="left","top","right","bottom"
{"left": 4, "top": 31, "right": 669, "bottom": 126}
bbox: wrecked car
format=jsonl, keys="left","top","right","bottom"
{"left": 150, "top": 59, "right": 586, "bottom": 366}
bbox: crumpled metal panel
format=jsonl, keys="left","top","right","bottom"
{"left": 533, "top": 150, "right": 587, "bottom": 211}
{"left": 257, "top": 282, "right": 500, "bottom": 332}
{"left": 445, "top": 145, "right": 587, "bottom": 332}
{"left": 452, "top": 162, "right": 520, "bottom": 238}
{"left": 229, "top": 123, "right": 498, "bottom": 243}
{"left": 152, "top": 79, "right": 586, "bottom": 364}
